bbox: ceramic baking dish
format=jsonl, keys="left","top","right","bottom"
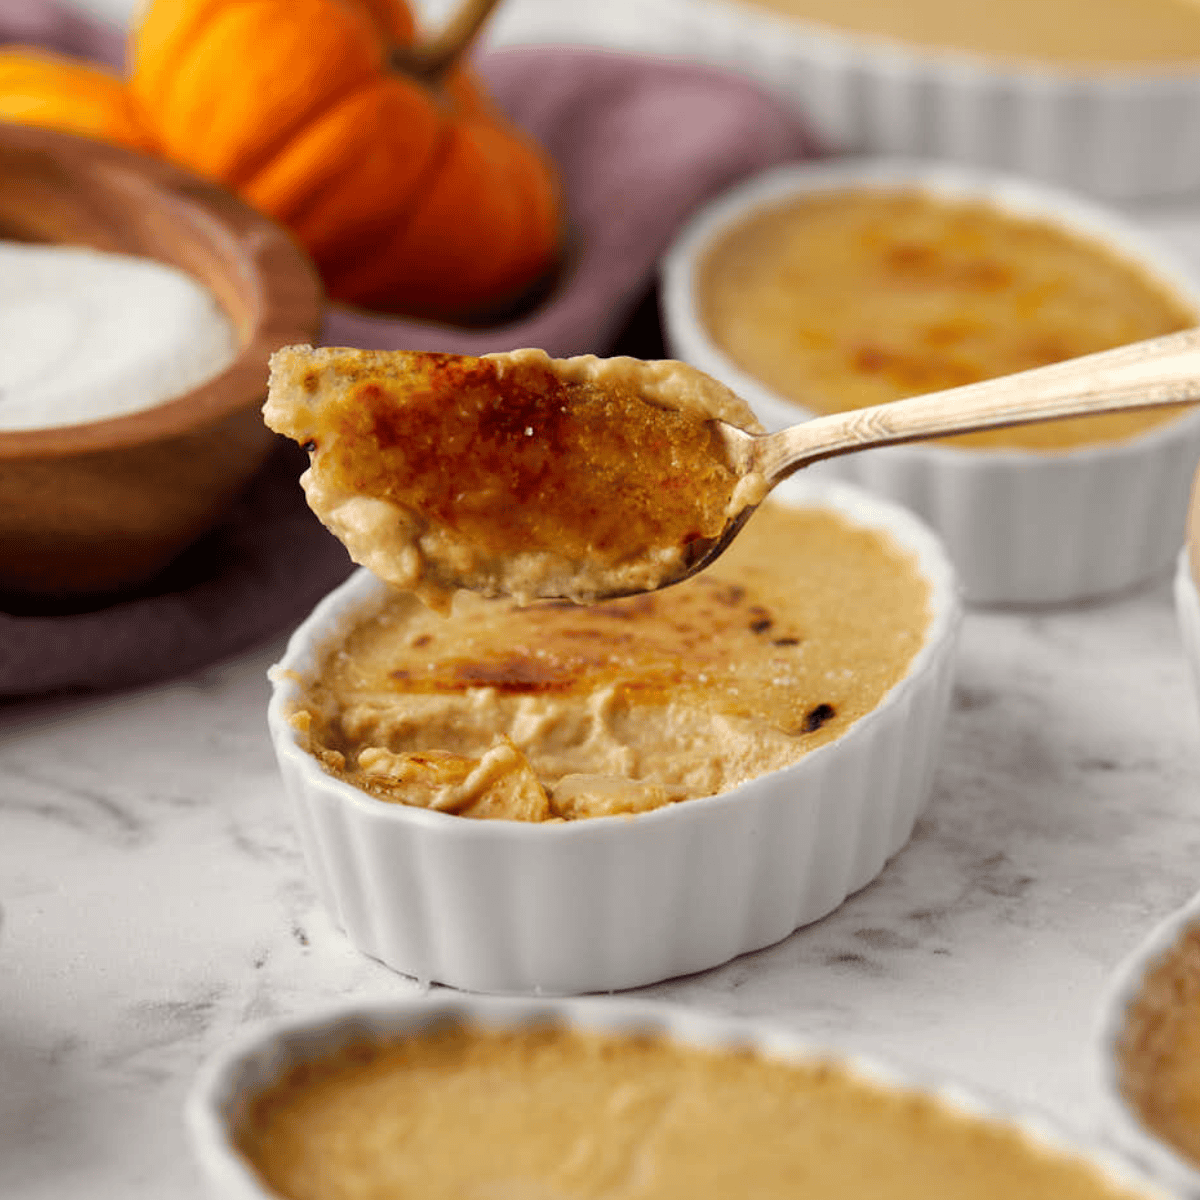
{"left": 266, "top": 476, "right": 961, "bottom": 995}
{"left": 188, "top": 994, "right": 1179, "bottom": 1200}
{"left": 655, "top": 0, "right": 1200, "bottom": 200}
{"left": 661, "top": 158, "right": 1200, "bottom": 606}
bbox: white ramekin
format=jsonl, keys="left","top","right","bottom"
{"left": 266, "top": 477, "right": 961, "bottom": 995}
{"left": 1177, "top": 546, "right": 1200, "bottom": 709}
{"left": 1096, "top": 887, "right": 1200, "bottom": 1197}
{"left": 652, "top": 0, "right": 1200, "bottom": 200}
{"left": 661, "top": 158, "right": 1200, "bottom": 607}
{"left": 187, "top": 995, "right": 1179, "bottom": 1200}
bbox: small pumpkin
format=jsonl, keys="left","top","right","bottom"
{"left": 130, "top": 0, "right": 562, "bottom": 321}
{"left": 0, "top": 48, "right": 155, "bottom": 153}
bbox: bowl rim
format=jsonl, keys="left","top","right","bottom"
{"left": 660, "top": 156, "right": 1200, "bottom": 466}
{"left": 679, "top": 0, "right": 1200, "bottom": 87}
{"left": 266, "top": 474, "right": 962, "bottom": 839}
{"left": 0, "top": 123, "right": 323, "bottom": 459}
{"left": 187, "top": 993, "right": 1179, "bottom": 1200}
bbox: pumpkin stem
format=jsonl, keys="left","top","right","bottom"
{"left": 396, "top": 0, "right": 506, "bottom": 82}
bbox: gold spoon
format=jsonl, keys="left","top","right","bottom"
{"left": 668, "top": 325, "right": 1200, "bottom": 591}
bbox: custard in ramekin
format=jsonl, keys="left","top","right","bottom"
{"left": 267, "top": 477, "right": 959, "bottom": 994}
{"left": 1098, "top": 887, "right": 1200, "bottom": 1196}
{"left": 188, "top": 996, "right": 1178, "bottom": 1200}
{"left": 661, "top": 0, "right": 1200, "bottom": 200}
{"left": 662, "top": 159, "right": 1200, "bottom": 606}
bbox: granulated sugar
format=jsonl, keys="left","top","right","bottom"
{"left": 0, "top": 240, "right": 237, "bottom": 430}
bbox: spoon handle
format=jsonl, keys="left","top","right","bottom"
{"left": 756, "top": 325, "right": 1200, "bottom": 482}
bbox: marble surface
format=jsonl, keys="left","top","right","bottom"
{"left": 6, "top": 560, "right": 1200, "bottom": 1200}
{"left": 7, "top": 1, "right": 1200, "bottom": 1197}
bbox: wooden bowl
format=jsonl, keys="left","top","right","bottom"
{"left": 0, "top": 123, "right": 324, "bottom": 600}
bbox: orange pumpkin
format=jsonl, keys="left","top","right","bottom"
{"left": 130, "top": 0, "right": 562, "bottom": 320}
{"left": 0, "top": 49, "right": 155, "bottom": 152}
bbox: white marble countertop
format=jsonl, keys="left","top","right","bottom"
{"left": 6, "top": 2, "right": 1200, "bottom": 1197}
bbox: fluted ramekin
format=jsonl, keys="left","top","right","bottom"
{"left": 1177, "top": 547, "right": 1200, "bottom": 709}
{"left": 188, "top": 995, "right": 1178, "bottom": 1200}
{"left": 1096, "top": 887, "right": 1200, "bottom": 1197}
{"left": 657, "top": 0, "right": 1200, "bottom": 200}
{"left": 266, "top": 477, "right": 960, "bottom": 995}
{"left": 661, "top": 158, "right": 1200, "bottom": 607}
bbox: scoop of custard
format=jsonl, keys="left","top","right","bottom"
{"left": 263, "top": 347, "right": 767, "bottom": 611}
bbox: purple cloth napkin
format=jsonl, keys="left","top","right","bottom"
{"left": 0, "top": 1, "right": 814, "bottom": 698}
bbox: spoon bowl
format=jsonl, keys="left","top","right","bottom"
{"left": 661, "top": 326, "right": 1200, "bottom": 592}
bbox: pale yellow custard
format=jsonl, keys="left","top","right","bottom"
{"left": 699, "top": 190, "right": 1196, "bottom": 451}
{"left": 732, "top": 0, "right": 1200, "bottom": 69}
{"left": 290, "top": 500, "right": 930, "bottom": 821}
{"left": 236, "top": 1021, "right": 1155, "bottom": 1200}
{"left": 1117, "top": 920, "right": 1200, "bottom": 1169}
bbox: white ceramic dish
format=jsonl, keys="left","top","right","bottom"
{"left": 661, "top": 158, "right": 1200, "bottom": 607}
{"left": 654, "top": 0, "right": 1200, "bottom": 200}
{"left": 1096, "top": 887, "right": 1200, "bottom": 1197}
{"left": 188, "top": 994, "right": 1179, "bottom": 1200}
{"left": 266, "top": 477, "right": 961, "bottom": 995}
{"left": 1177, "top": 545, "right": 1200, "bottom": 710}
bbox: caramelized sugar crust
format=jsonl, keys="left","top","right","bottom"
{"left": 1118, "top": 922, "right": 1200, "bottom": 1167}
{"left": 237, "top": 1022, "right": 1151, "bottom": 1200}
{"left": 264, "top": 347, "right": 765, "bottom": 609}
{"left": 292, "top": 502, "right": 931, "bottom": 821}
{"left": 700, "top": 190, "right": 1196, "bottom": 451}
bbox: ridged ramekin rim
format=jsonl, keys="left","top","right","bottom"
{"left": 266, "top": 476, "right": 961, "bottom": 839}
{"left": 660, "top": 156, "right": 1200, "bottom": 467}
{"left": 187, "top": 993, "right": 1178, "bottom": 1200}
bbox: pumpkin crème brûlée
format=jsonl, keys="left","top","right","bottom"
{"left": 264, "top": 346, "right": 768, "bottom": 610}
{"left": 1116, "top": 919, "right": 1200, "bottom": 1169}
{"left": 699, "top": 189, "right": 1197, "bottom": 451}
{"left": 234, "top": 1020, "right": 1156, "bottom": 1200}
{"left": 729, "top": 0, "right": 1200, "bottom": 68}
{"left": 287, "top": 497, "right": 930, "bottom": 821}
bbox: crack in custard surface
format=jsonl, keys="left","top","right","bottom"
{"left": 264, "top": 347, "right": 766, "bottom": 610}
{"left": 290, "top": 501, "right": 931, "bottom": 821}
{"left": 236, "top": 1023, "right": 1154, "bottom": 1200}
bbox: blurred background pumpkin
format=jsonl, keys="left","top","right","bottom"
{"left": 0, "top": 0, "right": 564, "bottom": 323}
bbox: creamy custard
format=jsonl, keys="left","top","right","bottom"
{"left": 265, "top": 346, "right": 767, "bottom": 610}
{"left": 290, "top": 500, "right": 930, "bottom": 821}
{"left": 732, "top": 0, "right": 1200, "bottom": 68}
{"left": 237, "top": 1021, "right": 1153, "bottom": 1200}
{"left": 699, "top": 190, "right": 1196, "bottom": 452}
{"left": 1117, "top": 921, "right": 1200, "bottom": 1168}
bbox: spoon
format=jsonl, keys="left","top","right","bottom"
{"left": 668, "top": 324, "right": 1200, "bottom": 591}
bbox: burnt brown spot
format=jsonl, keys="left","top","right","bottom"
{"left": 749, "top": 617, "right": 773, "bottom": 634}
{"left": 802, "top": 703, "right": 836, "bottom": 732}
{"left": 771, "top": 636, "right": 800, "bottom": 647}
{"left": 852, "top": 344, "right": 894, "bottom": 373}
{"left": 411, "top": 634, "right": 431, "bottom": 648}
{"left": 698, "top": 582, "right": 745, "bottom": 607}
{"left": 302, "top": 371, "right": 320, "bottom": 393}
